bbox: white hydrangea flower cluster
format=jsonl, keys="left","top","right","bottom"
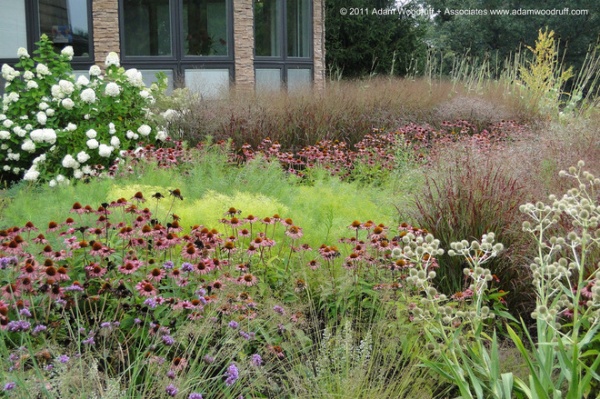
{"left": 1, "top": 38, "right": 169, "bottom": 185}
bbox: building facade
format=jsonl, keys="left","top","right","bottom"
{"left": 0, "top": 0, "right": 325, "bottom": 96}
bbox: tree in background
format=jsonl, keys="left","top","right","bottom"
{"left": 420, "top": 0, "right": 600, "bottom": 75}
{"left": 325, "top": 0, "right": 427, "bottom": 78}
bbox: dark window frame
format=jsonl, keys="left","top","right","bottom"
{"left": 0, "top": 0, "right": 94, "bottom": 69}
{"left": 253, "top": 0, "right": 313, "bottom": 88}
{"left": 118, "top": 0, "right": 235, "bottom": 88}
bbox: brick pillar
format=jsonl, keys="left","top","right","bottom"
{"left": 233, "top": 0, "right": 255, "bottom": 91}
{"left": 313, "top": 0, "right": 326, "bottom": 91}
{"left": 93, "top": 0, "right": 120, "bottom": 66}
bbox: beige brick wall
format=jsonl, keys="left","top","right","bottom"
{"left": 92, "top": 0, "right": 120, "bottom": 66}
{"left": 233, "top": 0, "right": 255, "bottom": 91}
{"left": 313, "top": 0, "right": 326, "bottom": 91}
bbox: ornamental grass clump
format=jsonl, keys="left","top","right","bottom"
{"left": 0, "top": 35, "right": 169, "bottom": 186}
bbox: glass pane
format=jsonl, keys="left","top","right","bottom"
{"left": 287, "top": 68, "right": 311, "bottom": 90}
{"left": 287, "top": 0, "right": 310, "bottom": 57}
{"left": 0, "top": 2, "right": 27, "bottom": 58}
{"left": 38, "top": 0, "right": 90, "bottom": 57}
{"left": 123, "top": 0, "right": 172, "bottom": 56}
{"left": 185, "top": 69, "right": 229, "bottom": 99}
{"left": 254, "top": 0, "right": 281, "bottom": 57}
{"left": 183, "top": 0, "right": 228, "bottom": 56}
{"left": 256, "top": 68, "right": 281, "bottom": 91}
{"left": 140, "top": 69, "right": 175, "bottom": 93}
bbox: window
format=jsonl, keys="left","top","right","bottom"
{"left": 287, "top": 0, "right": 310, "bottom": 58}
{"left": 38, "top": 0, "right": 92, "bottom": 58}
{"left": 122, "top": 0, "right": 172, "bottom": 57}
{"left": 0, "top": 2, "right": 27, "bottom": 59}
{"left": 254, "top": 0, "right": 281, "bottom": 57}
{"left": 183, "top": 0, "right": 228, "bottom": 56}
{"left": 120, "top": 0, "right": 233, "bottom": 96}
{"left": 254, "top": 0, "right": 313, "bottom": 90}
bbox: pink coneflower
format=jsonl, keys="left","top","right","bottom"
{"left": 194, "top": 260, "right": 211, "bottom": 275}
{"left": 211, "top": 280, "right": 225, "bottom": 290}
{"left": 48, "top": 284, "right": 64, "bottom": 300}
{"left": 56, "top": 266, "right": 70, "bottom": 282}
{"left": 18, "top": 277, "right": 34, "bottom": 293}
{"left": 85, "top": 263, "right": 107, "bottom": 278}
{"left": 319, "top": 245, "right": 340, "bottom": 260}
{"left": 47, "top": 221, "right": 60, "bottom": 232}
{"left": 235, "top": 263, "right": 248, "bottom": 273}
{"left": 140, "top": 225, "right": 154, "bottom": 237}
{"left": 246, "top": 244, "right": 258, "bottom": 256}
{"left": 70, "top": 202, "right": 87, "bottom": 215}
{"left": 238, "top": 228, "right": 251, "bottom": 238}
{"left": 1, "top": 284, "right": 20, "bottom": 299}
{"left": 63, "top": 217, "right": 75, "bottom": 227}
{"left": 22, "top": 221, "right": 38, "bottom": 232}
{"left": 109, "top": 198, "right": 130, "bottom": 208}
{"left": 238, "top": 273, "right": 258, "bottom": 286}
{"left": 348, "top": 220, "right": 362, "bottom": 231}
{"left": 32, "top": 234, "right": 48, "bottom": 244}
{"left": 19, "top": 259, "right": 38, "bottom": 277}
{"left": 222, "top": 241, "right": 237, "bottom": 254}
{"left": 281, "top": 218, "right": 293, "bottom": 227}
{"left": 118, "top": 226, "right": 134, "bottom": 239}
{"left": 147, "top": 268, "right": 166, "bottom": 282}
{"left": 118, "top": 260, "right": 141, "bottom": 275}
{"left": 245, "top": 215, "right": 257, "bottom": 224}
{"left": 307, "top": 259, "right": 320, "bottom": 270}
{"left": 164, "top": 233, "right": 181, "bottom": 246}
{"left": 2, "top": 240, "right": 23, "bottom": 256}
{"left": 285, "top": 225, "right": 303, "bottom": 239}
{"left": 135, "top": 280, "right": 158, "bottom": 297}
{"left": 181, "top": 244, "right": 201, "bottom": 260}
{"left": 451, "top": 289, "right": 474, "bottom": 301}
{"left": 131, "top": 192, "right": 146, "bottom": 203}
{"left": 261, "top": 216, "right": 274, "bottom": 225}
{"left": 228, "top": 217, "right": 244, "bottom": 228}
{"left": 50, "top": 250, "right": 70, "bottom": 261}
{"left": 88, "top": 242, "right": 105, "bottom": 257}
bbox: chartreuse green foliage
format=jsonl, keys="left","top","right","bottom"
{"left": 1, "top": 153, "right": 392, "bottom": 248}
{"left": 0, "top": 35, "right": 168, "bottom": 185}
{"left": 518, "top": 29, "right": 574, "bottom": 116}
